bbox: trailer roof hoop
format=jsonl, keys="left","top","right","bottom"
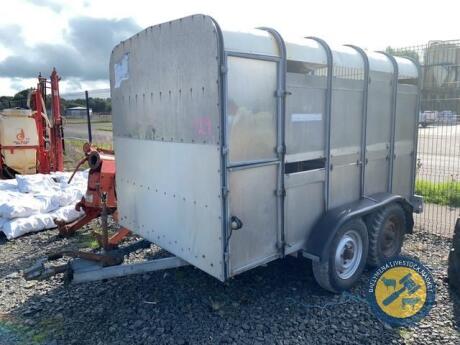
{"left": 376, "top": 51, "right": 398, "bottom": 193}
{"left": 257, "top": 26, "right": 287, "bottom": 257}
{"left": 401, "top": 56, "right": 422, "bottom": 197}
{"left": 344, "top": 45, "right": 370, "bottom": 199}
{"left": 256, "top": 26, "right": 287, "bottom": 156}
{"left": 306, "top": 36, "right": 333, "bottom": 211}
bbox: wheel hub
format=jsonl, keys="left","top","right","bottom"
{"left": 335, "top": 230, "right": 363, "bottom": 279}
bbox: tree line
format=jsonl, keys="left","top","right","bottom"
{"left": 0, "top": 88, "right": 111, "bottom": 113}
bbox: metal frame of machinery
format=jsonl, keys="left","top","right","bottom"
{"left": 0, "top": 69, "right": 64, "bottom": 177}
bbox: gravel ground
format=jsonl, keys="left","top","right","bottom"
{"left": 0, "top": 225, "right": 459, "bottom": 345}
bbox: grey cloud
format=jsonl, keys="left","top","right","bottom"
{"left": 0, "top": 16, "right": 141, "bottom": 82}
{"left": 0, "top": 25, "right": 24, "bottom": 49}
{"left": 64, "top": 17, "right": 141, "bottom": 78}
{"left": 0, "top": 44, "right": 82, "bottom": 78}
{"left": 24, "top": 0, "right": 63, "bottom": 13}
{"left": 65, "top": 78, "right": 83, "bottom": 90}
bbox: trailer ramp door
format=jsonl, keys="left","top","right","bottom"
{"left": 226, "top": 55, "right": 280, "bottom": 275}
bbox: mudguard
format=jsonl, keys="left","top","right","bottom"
{"left": 303, "top": 193, "right": 414, "bottom": 262}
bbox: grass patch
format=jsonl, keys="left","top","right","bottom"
{"left": 397, "top": 328, "right": 411, "bottom": 339}
{"left": 97, "top": 127, "right": 113, "bottom": 132}
{"left": 63, "top": 138, "right": 112, "bottom": 170}
{"left": 75, "top": 231, "right": 100, "bottom": 249}
{"left": 29, "top": 317, "right": 65, "bottom": 344}
{"left": 415, "top": 179, "right": 460, "bottom": 207}
{"left": 31, "top": 333, "right": 47, "bottom": 344}
{"left": 91, "top": 122, "right": 112, "bottom": 131}
{"left": 0, "top": 314, "right": 63, "bottom": 345}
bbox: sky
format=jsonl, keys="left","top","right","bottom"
{"left": 0, "top": 0, "right": 458, "bottom": 96}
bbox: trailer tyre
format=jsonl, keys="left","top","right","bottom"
{"left": 366, "top": 204, "right": 406, "bottom": 268}
{"left": 312, "top": 219, "right": 368, "bottom": 293}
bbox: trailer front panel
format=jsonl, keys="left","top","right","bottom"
{"left": 110, "top": 16, "right": 225, "bottom": 280}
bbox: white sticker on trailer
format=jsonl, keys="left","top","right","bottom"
{"left": 291, "top": 113, "right": 322, "bottom": 122}
{"left": 114, "top": 53, "right": 129, "bottom": 88}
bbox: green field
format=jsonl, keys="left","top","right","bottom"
{"left": 64, "top": 138, "right": 112, "bottom": 170}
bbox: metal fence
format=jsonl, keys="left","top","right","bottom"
{"left": 394, "top": 40, "right": 460, "bottom": 236}
{"left": 60, "top": 88, "right": 112, "bottom": 144}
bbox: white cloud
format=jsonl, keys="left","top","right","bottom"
{"left": 24, "top": 0, "right": 63, "bottom": 13}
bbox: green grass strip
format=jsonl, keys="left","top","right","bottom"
{"left": 415, "top": 179, "right": 460, "bottom": 207}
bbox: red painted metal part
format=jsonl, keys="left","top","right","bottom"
{"left": 107, "top": 228, "right": 131, "bottom": 247}
{"left": 56, "top": 144, "right": 130, "bottom": 248}
{"left": 55, "top": 208, "right": 100, "bottom": 237}
{"left": 33, "top": 76, "right": 50, "bottom": 174}
{"left": 50, "top": 69, "right": 64, "bottom": 172}
{"left": 86, "top": 158, "right": 117, "bottom": 209}
{"left": 0, "top": 70, "right": 64, "bottom": 176}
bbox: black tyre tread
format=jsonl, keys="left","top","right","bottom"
{"left": 312, "top": 259, "right": 337, "bottom": 293}
{"left": 448, "top": 218, "right": 460, "bottom": 292}
{"left": 366, "top": 203, "right": 405, "bottom": 267}
{"left": 367, "top": 208, "right": 386, "bottom": 267}
{"left": 312, "top": 219, "right": 368, "bottom": 293}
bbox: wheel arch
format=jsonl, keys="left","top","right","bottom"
{"left": 303, "top": 193, "right": 414, "bottom": 263}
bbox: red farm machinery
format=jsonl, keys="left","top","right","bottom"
{"left": 56, "top": 142, "right": 130, "bottom": 247}
{"left": 0, "top": 69, "right": 64, "bottom": 178}
{"left": 0, "top": 70, "right": 128, "bottom": 245}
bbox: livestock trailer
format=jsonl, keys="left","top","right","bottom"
{"left": 105, "top": 14, "right": 421, "bottom": 292}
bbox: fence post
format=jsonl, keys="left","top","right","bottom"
{"left": 85, "top": 90, "right": 93, "bottom": 143}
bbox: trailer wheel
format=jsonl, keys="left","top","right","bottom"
{"left": 312, "top": 219, "right": 368, "bottom": 293}
{"left": 366, "top": 204, "right": 406, "bottom": 267}
{"left": 448, "top": 218, "right": 460, "bottom": 292}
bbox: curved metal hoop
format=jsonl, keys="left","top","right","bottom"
{"left": 345, "top": 44, "right": 370, "bottom": 198}
{"left": 306, "top": 36, "right": 333, "bottom": 210}
{"left": 377, "top": 51, "right": 399, "bottom": 193}
{"left": 399, "top": 56, "right": 422, "bottom": 196}
{"left": 257, "top": 26, "right": 287, "bottom": 256}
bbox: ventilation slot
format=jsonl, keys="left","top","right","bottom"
{"left": 285, "top": 158, "right": 326, "bottom": 174}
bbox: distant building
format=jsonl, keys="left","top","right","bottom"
{"left": 65, "top": 106, "right": 92, "bottom": 117}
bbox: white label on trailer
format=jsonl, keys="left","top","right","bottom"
{"left": 114, "top": 53, "right": 129, "bottom": 88}
{"left": 291, "top": 113, "right": 322, "bottom": 122}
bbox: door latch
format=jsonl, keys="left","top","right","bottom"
{"left": 230, "top": 216, "right": 243, "bottom": 231}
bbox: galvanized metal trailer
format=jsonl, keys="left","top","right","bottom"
{"left": 27, "top": 14, "right": 422, "bottom": 292}
{"left": 106, "top": 14, "right": 423, "bottom": 292}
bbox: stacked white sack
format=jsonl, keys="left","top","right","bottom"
{"left": 0, "top": 170, "right": 88, "bottom": 240}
